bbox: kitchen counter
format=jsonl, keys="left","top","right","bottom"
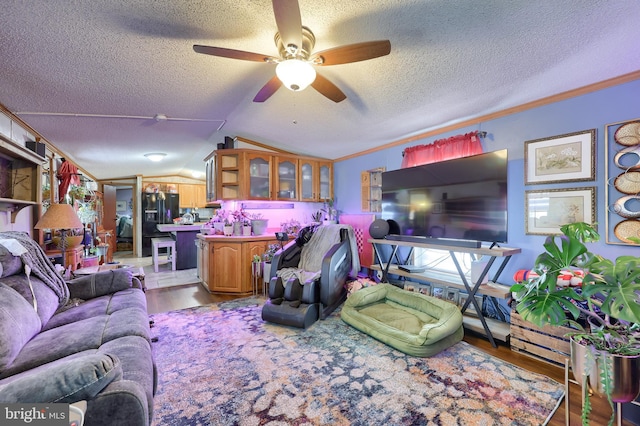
{"left": 196, "top": 234, "right": 279, "bottom": 295}
{"left": 156, "top": 224, "right": 203, "bottom": 270}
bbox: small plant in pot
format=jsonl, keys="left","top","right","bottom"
{"left": 511, "top": 222, "right": 640, "bottom": 425}
{"left": 321, "top": 198, "right": 339, "bottom": 223}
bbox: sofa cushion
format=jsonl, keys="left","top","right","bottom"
{"left": 0, "top": 353, "right": 122, "bottom": 403}
{"left": 0, "top": 283, "right": 41, "bottom": 371}
{"left": 0, "top": 246, "right": 23, "bottom": 278}
{"left": 1, "top": 274, "right": 60, "bottom": 327}
{"left": 3, "top": 302, "right": 151, "bottom": 378}
{"left": 44, "top": 288, "right": 148, "bottom": 331}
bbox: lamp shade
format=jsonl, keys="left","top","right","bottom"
{"left": 34, "top": 203, "right": 83, "bottom": 230}
{"left": 276, "top": 59, "right": 316, "bottom": 91}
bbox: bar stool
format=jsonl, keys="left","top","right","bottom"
{"left": 151, "top": 237, "right": 176, "bottom": 272}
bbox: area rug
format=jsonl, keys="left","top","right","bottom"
{"left": 150, "top": 298, "right": 564, "bottom": 425}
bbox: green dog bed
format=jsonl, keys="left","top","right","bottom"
{"left": 341, "top": 283, "right": 464, "bottom": 357}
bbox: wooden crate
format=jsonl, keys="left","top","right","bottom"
{"left": 510, "top": 310, "right": 573, "bottom": 366}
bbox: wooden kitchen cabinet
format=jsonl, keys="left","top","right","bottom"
{"left": 273, "top": 155, "right": 298, "bottom": 201}
{"left": 198, "top": 235, "right": 276, "bottom": 295}
{"left": 247, "top": 152, "right": 272, "bottom": 200}
{"left": 298, "top": 158, "right": 333, "bottom": 202}
{"left": 178, "top": 184, "right": 206, "bottom": 208}
{"left": 213, "top": 148, "right": 332, "bottom": 202}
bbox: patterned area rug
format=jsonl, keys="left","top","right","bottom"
{"left": 150, "top": 298, "right": 563, "bottom": 425}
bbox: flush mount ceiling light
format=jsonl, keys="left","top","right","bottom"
{"left": 144, "top": 153, "right": 167, "bottom": 162}
{"left": 275, "top": 59, "right": 316, "bottom": 91}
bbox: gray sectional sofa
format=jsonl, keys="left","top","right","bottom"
{"left": 0, "top": 231, "right": 156, "bottom": 425}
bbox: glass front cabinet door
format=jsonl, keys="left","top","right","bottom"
{"left": 318, "top": 161, "right": 333, "bottom": 201}
{"left": 299, "top": 159, "right": 316, "bottom": 202}
{"left": 274, "top": 156, "right": 298, "bottom": 200}
{"left": 247, "top": 152, "right": 272, "bottom": 200}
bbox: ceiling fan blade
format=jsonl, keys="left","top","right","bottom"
{"left": 193, "top": 45, "right": 276, "bottom": 63}
{"left": 253, "top": 76, "right": 282, "bottom": 102}
{"left": 272, "top": 0, "right": 302, "bottom": 52}
{"left": 311, "top": 40, "right": 391, "bottom": 66}
{"left": 311, "top": 73, "right": 346, "bottom": 103}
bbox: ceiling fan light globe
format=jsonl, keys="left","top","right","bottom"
{"left": 276, "top": 59, "right": 316, "bottom": 92}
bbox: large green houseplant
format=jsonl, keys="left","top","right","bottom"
{"left": 511, "top": 222, "right": 640, "bottom": 425}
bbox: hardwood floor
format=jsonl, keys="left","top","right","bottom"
{"left": 145, "top": 283, "right": 633, "bottom": 425}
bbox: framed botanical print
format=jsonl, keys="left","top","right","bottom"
{"left": 525, "top": 187, "right": 596, "bottom": 235}
{"left": 524, "top": 129, "right": 596, "bottom": 184}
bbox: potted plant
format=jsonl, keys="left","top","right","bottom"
{"left": 242, "top": 217, "right": 252, "bottom": 236}
{"left": 311, "top": 210, "right": 323, "bottom": 224}
{"left": 262, "top": 243, "right": 280, "bottom": 286}
{"left": 223, "top": 217, "right": 233, "bottom": 236}
{"left": 511, "top": 222, "right": 640, "bottom": 425}
{"left": 249, "top": 213, "right": 269, "bottom": 236}
{"left": 280, "top": 218, "right": 301, "bottom": 236}
{"left": 321, "top": 198, "right": 339, "bottom": 224}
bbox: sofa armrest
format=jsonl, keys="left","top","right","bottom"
{"left": 0, "top": 353, "right": 122, "bottom": 403}
{"left": 67, "top": 270, "right": 135, "bottom": 300}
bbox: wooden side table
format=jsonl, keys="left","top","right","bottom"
{"left": 45, "top": 246, "right": 84, "bottom": 272}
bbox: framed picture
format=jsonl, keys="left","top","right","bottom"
{"left": 419, "top": 285, "right": 431, "bottom": 296}
{"left": 524, "top": 129, "right": 596, "bottom": 185}
{"left": 445, "top": 288, "right": 460, "bottom": 305}
{"left": 116, "top": 201, "right": 127, "bottom": 212}
{"left": 432, "top": 285, "right": 445, "bottom": 300}
{"left": 525, "top": 187, "right": 596, "bottom": 235}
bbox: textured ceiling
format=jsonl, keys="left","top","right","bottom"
{"left": 1, "top": 0, "right": 639, "bottom": 180}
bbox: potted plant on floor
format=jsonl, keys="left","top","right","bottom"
{"left": 262, "top": 243, "right": 280, "bottom": 287}
{"left": 511, "top": 222, "right": 640, "bottom": 426}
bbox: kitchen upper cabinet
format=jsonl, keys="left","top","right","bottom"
{"left": 298, "top": 158, "right": 315, "bottom": 202}
{"left": 216, "top": 150, "right": 243, "bottom": 200}
{"left": 178, "top": 184, "right": 206, "bottom": 208}
{"left": 212, "top": 148, "right": 332, "bottom": 202}
{"left": 247, "top": 152, "right": 272, "bottom": 200}
{"left": 205, "top": 155, "right": 216, "bottom": 205}
{"left": 298, "top": 158, "right": 333, "bottom": 202}
{"left": 274, "top": 155, "right": 298, "bottom": 201}
{"left": 318, "top": 161, "right": 333, "bottom": 201}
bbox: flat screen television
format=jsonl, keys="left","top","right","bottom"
{"left": 381, "top": 149, "right": 508, "bottom": 245}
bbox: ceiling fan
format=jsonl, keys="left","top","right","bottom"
{"left": 193, "top": 0, "right": 391, "bottom": 103}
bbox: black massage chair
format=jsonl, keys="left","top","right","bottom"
{"left": 261, "top": 225, "right": 353, "bottom": 329}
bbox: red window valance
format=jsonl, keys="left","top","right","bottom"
{"left": 401, "top": 131, "right": 483, "bottom": 168}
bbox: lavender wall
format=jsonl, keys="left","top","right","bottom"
{"left": 334, "top": 78, "right": 640, "bottom": 280}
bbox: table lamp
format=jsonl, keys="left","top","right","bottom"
{"left": 34, "top": 203, "right": 83, "bottom": 271}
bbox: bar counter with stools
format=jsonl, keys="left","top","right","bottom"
{"left": 156, "top": 224, "right": 202, "bottom": 270}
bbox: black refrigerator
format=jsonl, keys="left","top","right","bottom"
{"left": 142, "top": 192, "right": 180, "bottom": 257}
